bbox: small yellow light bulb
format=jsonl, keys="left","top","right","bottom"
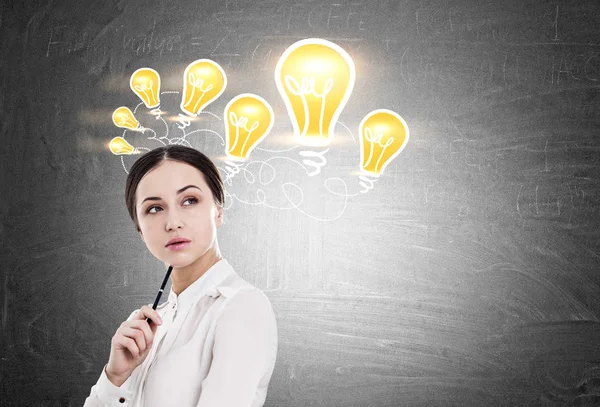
{"left": 224, "top": 93, "right": 274, "bottom": 161}
{"left": 112, "top": 107, "right": 141, "bottom": 131}
{"left": 109, "top": 137, "right": 137, "bottom": 155}
{"left": 359, "top": 109, "right": 409, "bottom": 176}
{"left": 130, "top": 68, "right": 161, "bottom": 108}
{"left": 181, "top": 59, "right": 227, "bottom": 116}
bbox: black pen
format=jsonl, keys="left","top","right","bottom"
{"left": 146, "top": 265, "right": 173, "bottom": 324}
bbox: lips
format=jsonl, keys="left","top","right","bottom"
{"left": 166, "top": 237, "right": 191, "bottom": 247}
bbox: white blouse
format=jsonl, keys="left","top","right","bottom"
{"left": 83, "top": 259, "right": 278, "bottom": 407}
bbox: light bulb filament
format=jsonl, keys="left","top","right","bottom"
{"left": 118, "top": 116, "right": 138, "bottom": 129}
{"left": 185, "top": 73, "right": 214, "bottom": 114}
{"left": 229, "top": 111, "right": 260, "bottom": 153}
{"left": 284, "top": 75, "right": 334, "bottom": 137}
{"left": 364, "top": 127, "right": 395, "bottom": 171}
{"left": 133, "top": 81, "right": 157, "bottom": 107}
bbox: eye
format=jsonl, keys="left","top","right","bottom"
{"left": 183, "top": 197, "right": 198, "bottom": 206}
{"left": 146, "top": 205, "right": 160, "bottom": 214}
{"left": 145, "top": 197, "right": 198, "bottom": 215}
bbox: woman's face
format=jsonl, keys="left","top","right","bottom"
{"left": 135, "top": 159, "right": 223, "bottom": 268}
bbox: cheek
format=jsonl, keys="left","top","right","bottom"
{"left": 145, "top": 222, "right": 160, "bottom": 236}
{"left": 139, "top": 219, "right": 157, "bottom": 239}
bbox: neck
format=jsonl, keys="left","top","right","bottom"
{"left": 170, "top": 249, "right": 223, "bottom": 296}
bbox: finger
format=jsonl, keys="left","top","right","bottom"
{"left": 114, "top": 336, "right": 140, "bottom": 358}
{"left": 128, "top": 320, "right": 154, "bottom": 347}
{"left": 149, "top": 319, "right": 159, "bottom": 334}
{"left": 132, "top": 305, "right": 163, "bottom": 327}
{"left": 119, "top": 324, "right": 147, "bottom": 353}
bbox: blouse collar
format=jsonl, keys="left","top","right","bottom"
{"left": 167, "top": 258, "right": 234, "bottom": 310}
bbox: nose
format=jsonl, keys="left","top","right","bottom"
{"left": 165, "top": 207, "right": 184, "bottom": 231}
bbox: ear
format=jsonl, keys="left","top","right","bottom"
{"left": 215, "top": 205, "right": 224, "bottom": 227}
{"left": 138, "top": 229, "right": 145, "bottom": 242}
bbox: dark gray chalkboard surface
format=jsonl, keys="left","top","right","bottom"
{"left": 2, "top": 0, "right": 600, "bottom": 405}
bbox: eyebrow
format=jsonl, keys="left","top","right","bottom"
{"left": 141, "top": 185, "right": 203, "bottom": 205}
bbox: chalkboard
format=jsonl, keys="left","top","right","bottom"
{"left": 2, "top": 0, "right": 600, "bottom": 405}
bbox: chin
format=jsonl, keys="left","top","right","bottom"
{"left": 164, "top": 256, "right": 196, "bottom": 268}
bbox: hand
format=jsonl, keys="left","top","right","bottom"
{"left": 105, "top": 305, "right": 163, "bottom": 386}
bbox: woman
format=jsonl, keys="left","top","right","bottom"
{"left": 84, "top": 145, "right": 278, "bottom": 407}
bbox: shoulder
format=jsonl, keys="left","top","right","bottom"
{"left": 218, "top": 270, "right": 273, "bottom": 305}
{"left": 218, "top": 283, "right": 276, "bottom": 319}
{"left": 215, "top": 286, "right": 277, "bottom": 335}
{"left": 226, "top": 285, "right": 273, "bottom": 308}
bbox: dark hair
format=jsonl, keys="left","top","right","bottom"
{"left": 125, "top": 145, "right": 225, "bottom": 232}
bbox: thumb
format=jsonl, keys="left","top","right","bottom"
{"left": 150, "top": 319, "right": 161, "bottom": 334}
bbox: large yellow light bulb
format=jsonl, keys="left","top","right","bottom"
{"left": 180, "top": 59, "right": 227, "bottom": 116}
{"left": 224, "top": 93, "right": 274, "bottom": 161}
{"left": 109, "top": 137, "right": 137, "bottom": 155}
{"left": 130, "top": 68, "right": 161, "bottom": 108}
{"left": 112, "top": 107, "right": 141, "bottom": 131}
{"left": 359, "top": 109, "right": 409, "bottom": 176}
{"left": 275, "top": 38, "right": 355, "bottom": 147}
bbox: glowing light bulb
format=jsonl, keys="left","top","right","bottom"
{"left": 181, "top": 59, "right": 227, "bottom": 116}
{"left": 275, "top": 38, "right": 355, "bottom": 147}
{"left": 109, "top": 137, "right": 138, "bottom": 155}
{"left": 130, "top": 68, "right": 161, "bottom": 108}
{"left": 359, "top": 109, "right": 409, "bottom": 176}
{"left": 224, "top": 93, "right": 274, "bottom": 160}
{"left": 112, "top": 107, "right": 141, "bottom": 131}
